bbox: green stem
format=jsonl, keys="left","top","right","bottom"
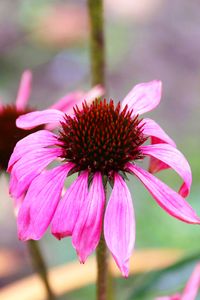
{"left": 96, "top": 179, "right": 115, "bottom": 300}
{"left": 87, "top": 1, "right": 113, "bottom": 299}
{"left": 27, "top": 240, "right": 55, "bottom": 300}
{"left": 96, "top": 234, "right": 108, "bottom": 300}
{"left": 88, "top": 0, "right": 105, "bottom": 86}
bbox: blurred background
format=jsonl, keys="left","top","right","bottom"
{"left": 1, "top": 0, "right": 200, "bottom": 299}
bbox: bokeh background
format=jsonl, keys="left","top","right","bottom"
{"left": 1, "top": 0, "right": 200, "bottom": 299}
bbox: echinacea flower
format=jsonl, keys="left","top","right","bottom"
{"left": 1, "top": 70, "right": 103, "bottom": 212}
{"left": 0, "top": 70, "right": 103, "bottom": 173}
{"left": 0, "top": 70, "right": 37, "bottom": 171}
{"left": 155, "top": 263, "right": 200, "bottom": 300}
{"left": 8, "top": 80, "right": 200, "bottom": 277}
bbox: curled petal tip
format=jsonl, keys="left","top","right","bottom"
{"left": 121, "top": 266, "right": 129, "bottom": 278}
{"left": 77, "top": 253, "right": 86, "bottom": 264}
{"left": 52, "top": 232, "right": 62, "bottom": 240}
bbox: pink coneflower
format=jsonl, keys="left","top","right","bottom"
{"left": 0, "top": 71, "right": 38, "bottom": 171}
{"left": 156, "top": 263, "right": 200, "bottom": 300}
{"left": 0, "top": 70, "right": 103, "bottom": 172}
{"left": 8, "top": 80, "right": 200, "bottom": 277}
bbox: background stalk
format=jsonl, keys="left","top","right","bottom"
{"left": 88, "top": 0, "right": 105, "bottom": 87}
{"left": 27, "top": 240, "right": 55, "bottom": 300}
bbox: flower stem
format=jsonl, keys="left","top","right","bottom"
{"left": 27, "top": 240, "right": 55, "bottom": 300}
{"left": 96, "top": 178, "right": 115, "bottom": 300}
{"left": 87, "top": 1, "right": 113, "bottom": 299}
{"left": 96, "top": 233, "right": 108, "bottom": 300}
{"left": 88, "top": 0, "right": 105, "bottom": 86}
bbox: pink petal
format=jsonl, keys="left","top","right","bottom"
{"left": 72, "top": 172, "right": 105, "bottom": 263}
{"left": 139, "top": 144, "right": 192, "bottom": 197}
{"left": 149, "top": 156, "right": 170, "bottom": 174}
{"left": 141, "top": 118, "right": 176, "bottom": 173}
{"left": 9, "top": 147, "right": 63, "bottom": 199}
{"left": 16, "top": 109, "right": 65, "bottom": 129}
{"left": 17, "top": 163, "right": 73, "bottom": 241}
{"left": 155, "top": 295, "right": 181, "bottom": 300}
{"left": 141, "top": 118, "right": 176, "bottom": 147}
{"left": 12, "top": 194, "right": 25, "bottom": 213}
{"left": 45, "top": 86, "right": 104, "bottom": 131}
{"left": 15, "top": 70, "right": 32, "bottom": 110}
{"left": 7, "top": 130, "right": 61, "bottom": 172}
{"left": 182, "top": 263, "right": 200, "bottom": 300}
{"left": 82, "top": 85, "right": 104, "bottom": 103}
{"left": 50, "top": 85, "right": 104, "bottom": 115}
{"left": 51, "top": 171, "right": 89, "bottom": 239}
{"left": 121, "top": 81, "right": 162, "bottom": 115}
{"left": 127, "top": 163, "right": 200, "bottom": 224}
{"left": 0, "top": 100, "right": 3, "bottom": 112}
{"left": 104, "top": 173, "right": 135, "bottom": 277}
{"left": 50, "top": 91, "right": 85, "bottom": 112}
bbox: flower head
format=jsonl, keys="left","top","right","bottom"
{"left": 8, "top": 80, "right": 200, "bottom": 277}
{"left": 155, "top": 263, "right": 200, "bottom": 300}
{"left": 0, "top": 71, "right": 36, "bottom": 171}
{"left": 0, "top": 70, "right": 103, "bottom": 173}
{"left": 59, "top": 99, "right": 146, "bottom": 175}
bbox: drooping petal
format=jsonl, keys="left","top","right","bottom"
{"left": 139, "top": 144, "right": 192, "bottom": 197}
{"left": 9, "top": 147, "right": 63, "bottom": 199}
{"left": 15, "top": 70, "right": 32, "bottom": 110}
{"left": 141, "top": 118, "right": 176, "bottom": 147}
{"left": 148, "top": 155, "right": 170, "bottom": 174}
{"left": 16, "top": 109, "right": 65, "bottom": 129}
{"left": 72, "top": 172, "right": 105, "bottom": 263}
{"left": 17, "top": 163, "right": 73, "bottom": 241}
{"left": 104, "top": 173, "right": 135, "bottom": 277}
{"left": 149, "top": 155, "right": 170, "bottom": 173}
{"left": 121, "top": 81, "right": 162, "bottom": 115}
{"left": 127, "top": 163, "right": 200, "bottom": 224}
{"left": 51, "top": 171, "right": 89, "bottom": 239}
{"left": 7, "top": 130, "right": 61, "bottom": 172}
{"left": 182, "top": 263, "right": 200, "bottom": 300}
{"left": 141, "top": 118, "right": 176, "bottom": 173}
